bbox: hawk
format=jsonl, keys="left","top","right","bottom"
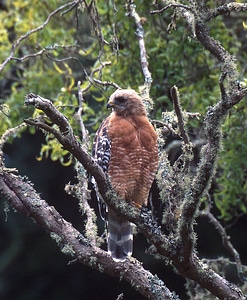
{"left": 92, "top": 89, "right": 158, "bottom": 261}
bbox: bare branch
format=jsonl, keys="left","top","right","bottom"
{"left": 170, "top": 86, "right": 193, "bottom": 172}
{"left": 24, "top": 94, "right": 108, "bottom": 201}
{"left": 150, "top": 3, "right": 192, "bottom": 15}
{"left": 199, "top": 208, "right": 246, "bottom": 282}
{"left": 126, "top": 2, "right": 152, "bottom": 93}
{"left": 93, "top": 78, "right": 121, "bottom": 90}
{"left": 149, "top": 4, "right": 247, "bottom": 297}
{"left": 157, "top": 3, "right": 247, "bottom": 262}
{"left": 0, "top": 1, "right": 79, "bottom": 72}
{"left": 206, "top": 3, "right": 247, "bottom": 22}
{"left": 75, "top": 81, "right": 90, "bottom": 146}
{"left": 65, "top": 164, "right": 98, "bottom": 247}
{"left": 83, "top": 0, "right": 109, "bottom": 46}
{"left": 10, "top": 45, "right": 85, "bottom": 64}
{"left": 81, "top": 61, "right": 113, "bottom": 93}
{"left": 170, "top": 86, "right": 192, "bottom": 148}
{"left": 66, "top": 82, "right": 98, "bottom": 246}
{"left": 0, "top": 123, "right": 27, "bottom": 167}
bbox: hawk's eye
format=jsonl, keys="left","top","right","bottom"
{"left": 116, "top": 96, "right": 127, "bottom": 104}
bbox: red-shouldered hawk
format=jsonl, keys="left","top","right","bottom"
{"left": 92, "top": 89, "right": 158, "bottom": 262}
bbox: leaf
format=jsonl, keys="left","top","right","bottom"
{"left": 53, "top": 62, "right": 65, "bottom": 74}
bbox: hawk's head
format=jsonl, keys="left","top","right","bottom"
{"left": 107, "top": 89, "right": 146, "bottom": 117}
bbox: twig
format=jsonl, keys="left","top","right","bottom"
{"left": 75, "top": 81, "right": 90, "bottom": 146}
{"left": 45, "top": 54, "right": 85, "bottom": 69}
{"left": 170, "top": 86, "right": 191, "bottom": 146}
{"left": 0, "top": 123, "right": 26, "bottom": 165}
{"left": 151, "top": 2, "right": 196, "bottom": 37}
{"left": 24, "top": 94, "right": 72, "bottom": 134}
{"left": 199, "top": 208, "right": 247, "bottom": 282}
{"left": 71, "top": 82, "right": 97, "bottom": 245}
{"left": 93, "top": 78, "right": 121, "bottom": 90}
{"left": 177, "top": 70, "right": 247, "bottom": 271}
{"left": 150, "top": 3, "right": 192, "bottom": 15}
{"left": 11, "top": 45, "right": 85, "bottom": 63}
{"left": 0, "top": 1, "right": 79, "bottom": 72}
{"left": 162, "top": 5, "right": 247, "bottom": 294}
{"left": 23, "top": 94, "right": 107, "bottom": 196}
{"left": 173, "top": 0, "right": 247, "bottom": 264}
{"left": 194, "top": 14, "right": 238, "bottom": 79}
{"left": 81, "top": 61, "right": 112, "bottom": 93}
{"left": 83, "top": 0, "right": 109, "bottom": 46}
{"left": 116, "top": 293, "right": 124, "bottom": 300}
{"left": 170, "top": 86, "right": 193, "bottom": 173}
{"left": 65, "top": 163, "right": 98, "bottom": 247}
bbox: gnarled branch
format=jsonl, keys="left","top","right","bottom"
{"left": 0, "top": 168, "right": 178, "bottom": 300}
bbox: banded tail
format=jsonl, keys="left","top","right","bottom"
{"left": 108, "top": 210, "right": 133, "bottom": 262}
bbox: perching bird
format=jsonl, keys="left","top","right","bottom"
{"left": 92, "top": 89, "right": 158, "bottom": 262}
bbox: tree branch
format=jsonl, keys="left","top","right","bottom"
{"left": 199, "top": 207, "right": 246, "bottom": 283}
{"left": 206, "top": 3, "right": 247, "bottom": 22}
{"left": 150, "top": 3, "right": 192, "bottom": 15}
{"left": 170, "top": 86, "right": 193, "bottom": 172}
{"left": 126, "top": 1, "right": 153, "bottom": 109}
{"left": 0, "top": 169, "right": 179, "bottom": 300}
{"left": 126, "top": 1, "right": 152, "bottom": 86}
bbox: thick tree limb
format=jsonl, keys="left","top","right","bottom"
{"left": 0, "top": 169, "right": 179, "bottom": 300}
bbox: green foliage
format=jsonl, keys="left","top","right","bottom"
{"left": 0, "top": 0, "right": 77, "bottom": 133}
{"left": 215, "top": 101, "right": 247, "bottom": 220}
{"left": 0, "top": 0, "right": 94, "bottom": 162}
{"left": 213, "top": 16, "right": 247, "bottom": 220}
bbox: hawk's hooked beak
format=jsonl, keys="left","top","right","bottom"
{"left": 106, "top": 100, "right": 114, "bottom": 109}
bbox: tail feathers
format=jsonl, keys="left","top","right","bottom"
{"left": 108, "top": 210, "right": 133, "bottom": 262}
